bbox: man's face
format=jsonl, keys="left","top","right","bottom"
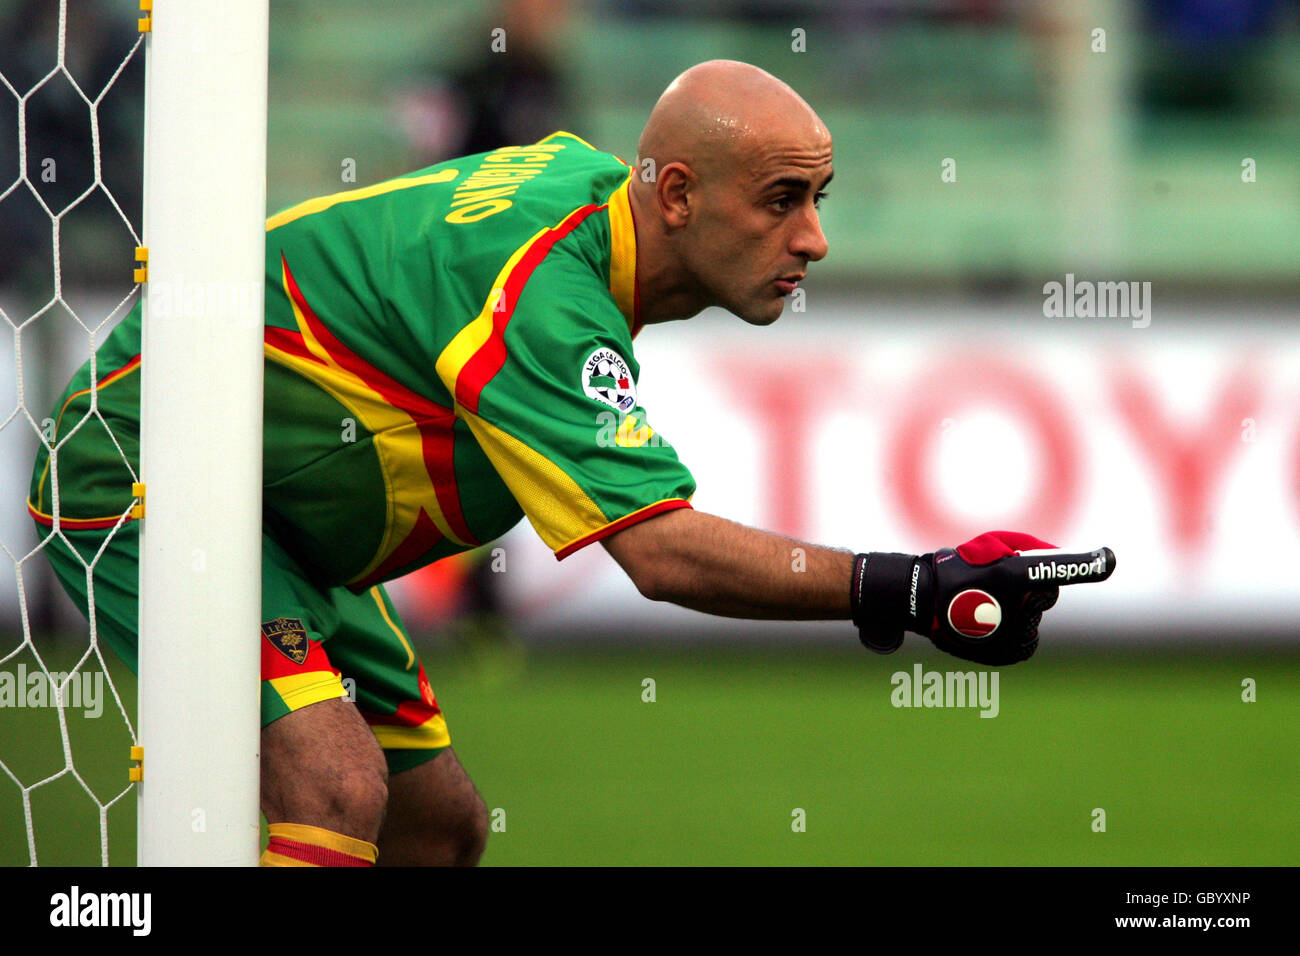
{"left": 684, "top": 130, "right": 832, "bottom": 325}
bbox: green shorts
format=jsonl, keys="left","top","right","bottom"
{"left": 33, "top": 515, "right": 450, "bottom": 776}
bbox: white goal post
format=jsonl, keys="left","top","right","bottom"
{"left": 136, "top": 0, "right": 268, "bottom": 865}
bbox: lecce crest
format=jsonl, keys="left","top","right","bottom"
{"left": 261, "top": 617, "right": 310, "bottom": 665}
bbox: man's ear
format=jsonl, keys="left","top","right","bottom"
{"left": 655, "top": 162, "right": 695, "bottom": 229}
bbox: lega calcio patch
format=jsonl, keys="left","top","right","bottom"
{"left": 582, "top": 347, "right": 636, "bottom": 412}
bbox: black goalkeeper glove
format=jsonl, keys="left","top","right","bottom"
{"left": 850, "top": 531, "right": 1115, "bottom": 665}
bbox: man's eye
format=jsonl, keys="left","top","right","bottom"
{"left": 769, "top": 196, "right": 792, "bottom": 212}
{"left": 813, "top": 191, "right": 829, "bottom": 209}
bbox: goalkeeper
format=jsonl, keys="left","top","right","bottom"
{"left": 28, "top": 60, "right": 1114, "bottom": 867}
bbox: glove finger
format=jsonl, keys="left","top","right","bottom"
{"left": 956, "top": 530, "right": 1060, "bottom": 565}
{"left": 999, "top": 547, "right": 1116, "bottom": 585}
{"left": 1023, "top": 588, "right": 1059, "bottom": 613}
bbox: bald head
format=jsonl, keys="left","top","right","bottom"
{"left": 627, "top": 60, "right": 832, "bottom": 327}
{"left": 636, "top": 60, "right": 827, "bottom": 184}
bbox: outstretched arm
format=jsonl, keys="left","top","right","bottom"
{"left": 603, "top": 510, "right": 1116, "bottom": 666}
{"left": 601, "top": 508, "right": 853, "bottom": 620}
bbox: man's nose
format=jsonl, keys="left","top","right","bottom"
{"left": 794, "top": 207, "right": 829, "bottom": 262}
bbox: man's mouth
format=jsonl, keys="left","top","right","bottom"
{"left": 774, "top": 274, "right": 805, "bottom": 296}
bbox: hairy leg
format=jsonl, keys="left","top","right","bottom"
{"left": 260, "top": 697, "right": 389, "bottom": 843}
{"left": 376, "top": 747, "right": 488, "bottom": 866}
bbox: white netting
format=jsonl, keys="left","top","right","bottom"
{"left": 0, "top": 0, "right": 143, "bottom": 866}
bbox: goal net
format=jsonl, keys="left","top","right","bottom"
{"left": 1, "top": 0, "right": 267, "bottom": 866}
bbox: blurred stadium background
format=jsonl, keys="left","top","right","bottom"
{"left": 1, "top": 0, "right": 1297, "bottom": 865}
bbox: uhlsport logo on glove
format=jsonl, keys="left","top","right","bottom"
{"left": 947, "top": 589, "right": 1001, "bottom": 638}
{"left": 1026, "top": 552, "right": 1108, "bottom": 582}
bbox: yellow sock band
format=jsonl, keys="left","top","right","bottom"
{"left": 260, "top": 822, "right": 379, "bottom": 867}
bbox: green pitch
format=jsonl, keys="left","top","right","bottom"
{"left": 1, "top": 641, "right": 1296, "bottom": 866}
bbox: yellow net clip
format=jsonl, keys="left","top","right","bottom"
{"left": 138, "top": 0, "right": 152, "bottom": 34}
{"left": 129, "top": 745, "right": 144, "bottom": 783}
{"left": 130, "top": 482, "right": 146, "bottom": 520}
{"left": 133, "top": 246, "right": 148, "bottom": 284}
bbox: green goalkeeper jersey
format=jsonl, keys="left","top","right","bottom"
{"left": 29, "top": 131, "right": 697, "bottom": 590}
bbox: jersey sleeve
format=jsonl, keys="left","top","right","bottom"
{"left": 437, "top": 247, "right": 696, "bottom": 559}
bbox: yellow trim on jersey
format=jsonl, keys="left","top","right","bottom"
{"left": 265, "top": 168, "right": 460, "bottom": 231}
{"left": 264, "top": 343, "right": 471, "bottom": 580}
{"left": 614, "top": 411, "right": 656, "bottom": 448}
{"left": 259, "top": 850, "right": 315, "bottom": 867}
{"left": 270, "top": 262, "right": 474, "bottom": 586}
{"left": 26, "top": 500, "right": 129, "bottom": 529}
{"left": 537, "top": 130, "right": 597, "bottom": 150}
{"left": 369, "top": 713, "right": 451, "bottom": 750}
{"left": 435, "top": 189, "right": 625, "bottom": 410}
{"left": 458, "top": 408, "right": 608, "bottom": 552}
{"left": 267, "top": 671, "right": 347, "bottom": 711}
{"left": 434, "top": 226, "right": 548, "bottom": 399}
{"left": 606, "top": 172, "right": 637, "bottom": 332}
{"left": 34, "top": 359, "right": 142, "bottom": 515}
{"left": 370, "top": 587, "right": 415, "bottom": 671}
{"left": 556, "top": 496, "right": 691, "bottom": 557}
